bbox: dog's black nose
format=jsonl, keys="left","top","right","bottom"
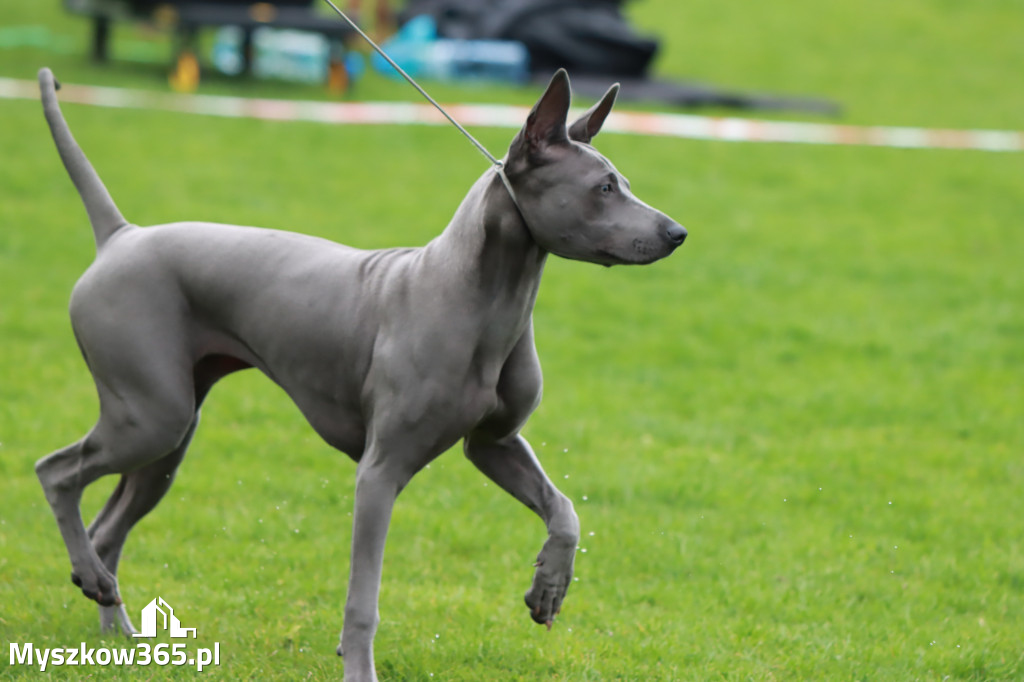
{"left": 666, "top": 222, "right": 687, "bottom": 245}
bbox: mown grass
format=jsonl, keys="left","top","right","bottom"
{"left": 2, "top": 1, "right": 1023, "bottom": 680}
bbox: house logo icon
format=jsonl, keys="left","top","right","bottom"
{"left": 132, "top": 597, "right": 197, "bottom": 639}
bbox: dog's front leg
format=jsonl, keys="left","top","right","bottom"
{"left": 340, "top": 445, "right": 418, "bottom": 682}
{"left": 464, "top": 433, "right": 580, "bottom": 628}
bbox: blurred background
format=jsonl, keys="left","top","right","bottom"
{"left": 1, "top": 0, "right": 1019, "bottom": 127}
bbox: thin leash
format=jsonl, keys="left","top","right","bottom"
{"left": 321, "top": 0, "right": 524, "bottom": 210}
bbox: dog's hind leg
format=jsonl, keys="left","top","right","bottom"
{"left": 79, "top": 355, "right": 245, "bottom": 634}
{"left": 36, "top": 346, "right": 198, "bottom": 618}
{"left": 86, "top": 413, "right": 199, "bottom": 635}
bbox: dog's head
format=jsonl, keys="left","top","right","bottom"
{"left": 504, "top": 69, "right": 686, "bottom": 266}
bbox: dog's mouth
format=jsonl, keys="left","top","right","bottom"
{"left": 595, "top": 238, "right": 676, "bottom": 267}
{"left": 632, "top": 238, "right": 665, "bottom": 260}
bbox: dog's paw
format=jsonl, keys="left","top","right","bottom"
{"left": 71, "top": 568, "right": 121, "bottom": 607}
{"left": 524, "top": 536, "right": 576, "bottom": 629}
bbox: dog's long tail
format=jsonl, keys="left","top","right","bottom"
{"left": 38, "top": 68, "right": 128, "bottom": 251}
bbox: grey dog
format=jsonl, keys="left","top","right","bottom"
{"left": 35, "top": 66, "right": 685, "bottom": 680}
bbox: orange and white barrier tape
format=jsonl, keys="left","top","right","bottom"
{"left": 2, "top": 76, "right": 1021, "bottom": 152}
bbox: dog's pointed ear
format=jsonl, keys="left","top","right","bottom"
{"left": 508, "top": 68, "right": 572, "bottom": 164}
{"left": 568, "top": 83, "right": 619, "bottom": 144}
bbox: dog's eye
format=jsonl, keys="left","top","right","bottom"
{"left": 600, "top": 183, "right": 614, "bottom": 195}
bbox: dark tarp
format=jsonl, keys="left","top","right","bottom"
{"left": 397, "top": 0, "right": 840, "bottom": 115}
{"left": 398, "top": 0, "right": 659, "bottom": 78}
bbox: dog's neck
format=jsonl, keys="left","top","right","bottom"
{"left": 421, "top": 169, "right": 548, "bottom": 343}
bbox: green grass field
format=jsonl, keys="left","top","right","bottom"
{"left": 2, "top": 1, "right": 1023, "bottom": 679}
